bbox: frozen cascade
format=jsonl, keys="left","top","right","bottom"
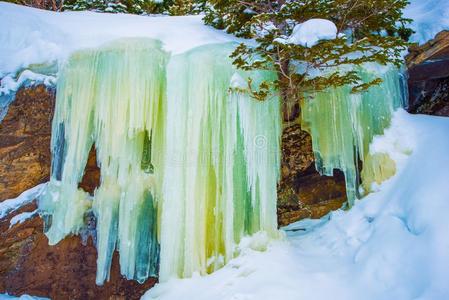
{"left": 39, "top": 38, "right": 168, "bottom": 285}
{"left": 37, "top": 39, "right": 281, "bottom": 285}
{"left": 160, "top": 44, "right": 281, "bottom": 281}
{"left": 301, "top": 66, "right": 406, "bottom": 206}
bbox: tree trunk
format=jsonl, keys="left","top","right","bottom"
{"left": 278, "top": 59, "right": 300, "bottom": 122}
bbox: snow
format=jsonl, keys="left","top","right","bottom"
{"left": 1, "top": 0, "right": 448, "bottom": 80}
{"left": 0, "top": 2, "right": 241, "bottom": 117}
{"left": 0, "top": 71, "right": 56, "bottom": 95}
{"left": 0, "top": 71, "right": 56, "bottom": 119}
{"left": 9, "top": 209, "right": 38, "bottom": 228}
{"left": 277, "top": 1, "right": 449, "bottom": 47}
{"left": 0, "top": 294, "right": 48, "bottom": 300}
{"left": 0, "top": 2, "right": 239, "bottom": 77}
{"left": 405, "top": 0, "right": 449, "bottom": 44}
{"left": 143, "top": 110, "right": 449, "bottom": 300}
{"left": 0, "top": 183, "right": 47, "bottom": 220}
{"left": 286, "top": 19, "right": 337, "bottom": 48}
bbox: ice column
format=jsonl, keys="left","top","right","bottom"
{"left": 159, "top": 43, "right": 281, "bottom": 281}
{"left": 301, "top": 66, "right": 405, "bottom": 205}
{"left": 38, "top": 39, "right": 281, "bottom": 285}
{"left": 39, "top": 38, "right": 168, "bottom": 284}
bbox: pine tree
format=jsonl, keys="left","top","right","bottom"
{"left": 204, "top": 0, "right": 412, "bottom": 119}
{"left": 63, "top": 0, "right": 168, "bottom": 14}
{"left": 168, "top": 0, "right": 193, "bottom": 15}
{"left": 62, "top": 0, "right": 202, "bottom": 15}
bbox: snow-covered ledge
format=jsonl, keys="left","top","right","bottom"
{"left": 0, "top": 183, "right": 47, "bottom": 220}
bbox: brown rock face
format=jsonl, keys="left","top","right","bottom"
{"left": 407, "top": 31, "right": 449, "bottom": 67}
{"left": 277, "top": 123, "right": 347, "bottom": 226}
{"left": 0, "top": 202, "right": 156, "bottom": 300}
{"left": 407, "top": 31, "right": 449, "bottom": 117}
{"left": 0, "top": 85, "right": 54, "bottom": 201}
{"left": 0, "top": 85, "right": 155, "bottom": 299}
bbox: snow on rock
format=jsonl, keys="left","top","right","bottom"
{"left": 287, "top": 19, "right": 337, "bottom": 48}
{"left": 405, "top": 0, "right": 449, "bottom": 44}
{"left": 0, "top": 2, "right": 240, "bottom": 76}
{"left": 9, "top": 209, "right": 38, "bottom": 228}
{"left": 0, "top": 70, "right": 56, "bottom": 97}
{"left": 143, "top": 110, "right": 449, "bottom": 300}
{"left": 0, "top": 294, "right": 48, "bottom": 300}
{"left": 0, "top": 183, "right": 47, "bottom": 220}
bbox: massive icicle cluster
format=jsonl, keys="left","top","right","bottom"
{"left": 38, "top": 38, "right": 280, "bottom": 285}
{"left": 301, "top": 66, "right": 405, "bottom": 205}
{"left": 40, "top": 38, "right": 167, "bottom": 284}
{"left": 160, "top": 44, "right": 280, "bottom": 281}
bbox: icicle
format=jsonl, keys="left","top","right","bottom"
{"left": 39, "top": 181, "right": 92, "bottom": 245}
{"left": 39, "top": 39, "right": 281, "bottom": 285}
{"left": 39, "top": 38, "right": 168, "bottom": 285}
{"left": 301, "top": 66, "right": 404, "bottom": 205}
{"left": 159, "top": 43, "right": 280, "bottom": 281}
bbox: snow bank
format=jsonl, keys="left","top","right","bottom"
{"left": 0, "top": 2, "right": 239, "bottom": 76}
{"left": 287, "top": 19, "right": 337, "bottom": 47}
{"left": 405, "top": 0, "right": 449, "bottom": 44}
{"left": 0, "top": 2, "right": 240, "bottom": 118}
{"left": 0, "top": 183, "right": 47, "bottom": 219}
{"left": 143, "top": 110, "right": 449, "bottom": 300}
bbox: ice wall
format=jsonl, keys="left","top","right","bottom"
{"left": 38, "top": 39, "right": 281, "bottom": 285}
{"left": 301, "top": 66, "right": 405, "bottom": 206}
{"left": 159, "top": 44, "right": 280, "bottom": 281}
{"left": 39, "top": 38, "right": 168, "bottom": 284}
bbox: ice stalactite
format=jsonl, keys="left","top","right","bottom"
{"left": 159, "top": 44, "right": 280, "bottom": 281}
{"left": 39, "top": 38, "right": 168, "bottom": 284}
{"left": 38, "top": 39, "right": 281, "bottom": 285}
{"left": 301, "top": 66, "right": 405, "bottom": 206}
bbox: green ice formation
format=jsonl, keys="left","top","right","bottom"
{"left": 38, "top": 38, "right": 281, "bottom": 285}
{"left": 159, "top": 44, "right": 280, "bottom": 281}
{"left": 301, "top": 66, "right": 405, "bottom": 206}
{"left": 39, "top": 39, "right": 167, "bottom": 284}
{"left": 36, "top": 35, "right": 405, "bottom": 286}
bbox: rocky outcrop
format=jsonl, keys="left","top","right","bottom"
{"left": 0, "top": 85, "right": 54, "bottom": 201}
{"left": 277, "top": 123, "right": 347, "bottom": 226}
{"left": 0, "top": 85, "right": 155, "bottom": 299}
{"left": 0, "top": 202, "right": 156, "bottom": 300}
{"left": 407, "top": 31, "right": 449, "bottom": 116}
